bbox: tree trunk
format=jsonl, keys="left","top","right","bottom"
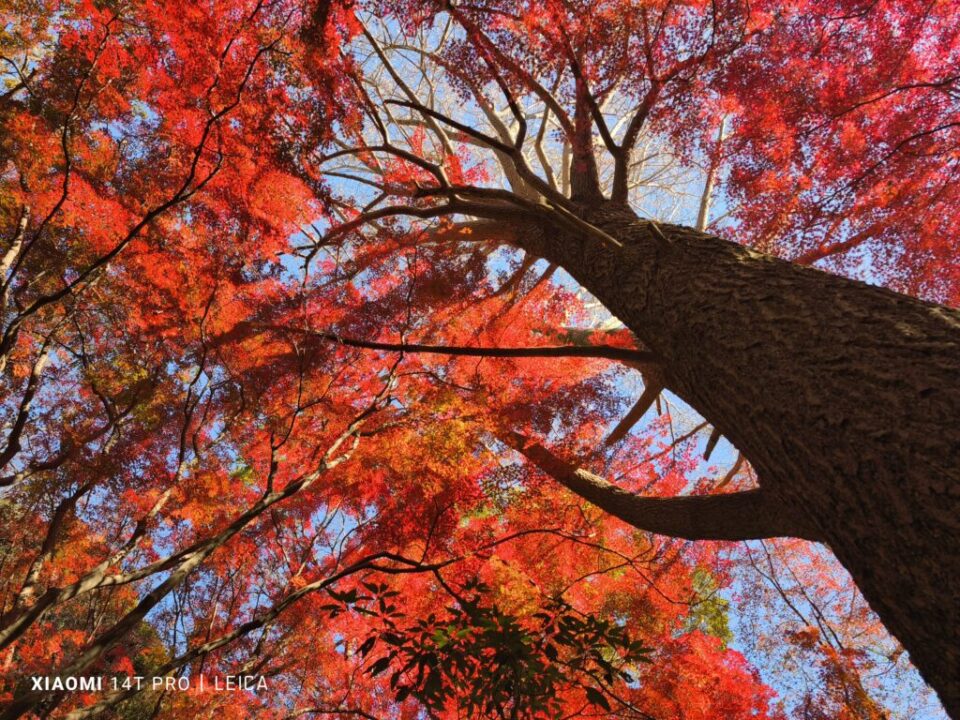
{"left": 515, "top": 204, "right": 960, "bottom": 717}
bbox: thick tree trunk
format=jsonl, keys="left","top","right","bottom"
{"left": 515, "top": 204, "right": 960, "bottom": 717}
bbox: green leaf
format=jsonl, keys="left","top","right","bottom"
{"left": 585, "top": 687, "right": 612, "bottom": 712}
{"left": 358, "top": 636, "right": 376, "bottom": 657}
{"left": 368, "top": 656, "right": 392, "bottom": 676}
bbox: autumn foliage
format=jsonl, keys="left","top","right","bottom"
{"left": 0, "top": 0, "right": 956, "bottom": 718}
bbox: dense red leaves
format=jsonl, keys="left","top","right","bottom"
{"left": 635, "top": 631, "right": 778, "bottom": 720}
{"left": 712, "top": 1, "right": 960, "bottom": 303}
{"left": 0, "top": 0, "right": 953, "bottom": 718}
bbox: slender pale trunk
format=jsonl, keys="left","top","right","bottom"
{"left": 515, "top": 204, "right": 960, "bottom": 717}
{"left": 695, "top": 118, "right": 725, "bottom": 233}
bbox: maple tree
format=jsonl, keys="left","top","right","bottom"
{"left": 0, "top": 0, "right": 958, "bottom": 718}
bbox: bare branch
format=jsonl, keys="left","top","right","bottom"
{"left": 604, "top": 380, "right": 664, "bottom": 446}
{"left": 504, "top": 432, "right": 822, "bottom": 541}
{"left": 265, "top": 326, "right": 660, "bottom": 365}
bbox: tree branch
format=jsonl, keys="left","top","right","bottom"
{"left": 603, "top": 380, "right": 663, "bottom": 446}
{"left": 267, "top": 327, "right": 659, "bottom": 364}
{"left": 504, "top": 432, "right": 822, "bottom": 541}
{"left": 612, "top": 82, "right": 661, "bottom": 203}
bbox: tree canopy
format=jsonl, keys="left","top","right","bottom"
{"left": 0, "top": 0, "right": 957, "bottom": 718}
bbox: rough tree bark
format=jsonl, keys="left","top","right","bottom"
{"left": 509, "top": 203, "right": 960, "bottom": 717}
